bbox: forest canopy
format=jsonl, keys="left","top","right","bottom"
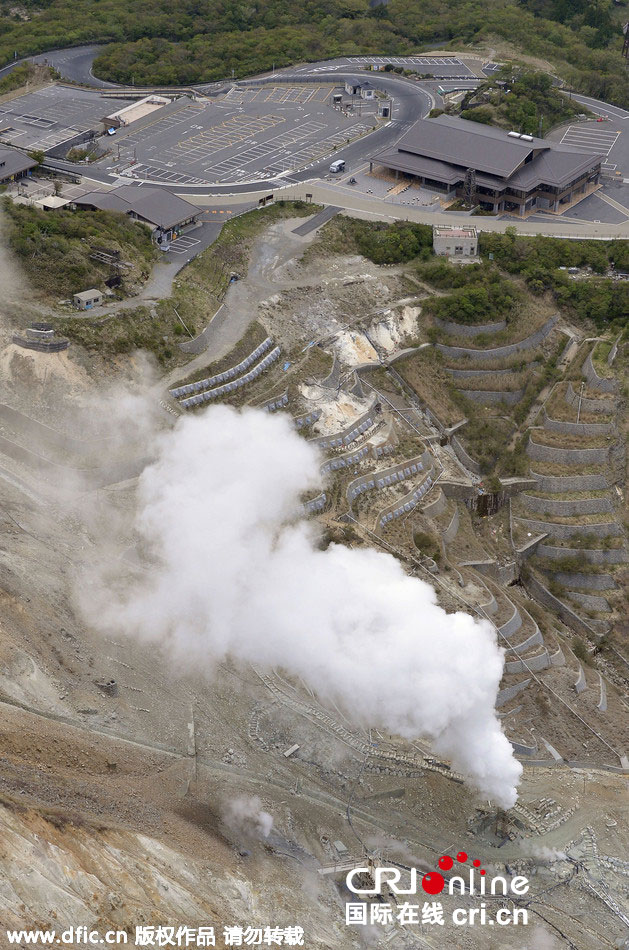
{"left": 0, "top": 0, "right": 628, "bottom": 107}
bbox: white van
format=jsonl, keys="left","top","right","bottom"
{"left": 329, "top": 159, "right": 346, "bottom": 173}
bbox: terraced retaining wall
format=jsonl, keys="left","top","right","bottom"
{"left": 567, "top": 591, "right": 610, "bottom": 612}
{"left": 550, "top": 571, "right": 616, "bottom": 590}
{"left": 310, "top": 399, "right": 378, "bottom": 450}
{"left": 527, "top": 438, "right": 610, "bottom": 466}
{"left": 346, "top": 451, "right": 431, "bottom": 504}
{"left": 542, "top": 407, "right": 615, "bottom": 437}
{"left": 583, "top": 351, "right": 619, "bottom": 394}
{"left": 505, "top": 649, "right": 551, "bottom": 674}
{"left": 564, "top": 382, "right": 617, "bottom": 415}
{"left": 434, "top": 317, "right": 506, "bottom": 337}
{"left": 530, "top": 471, "right": 609, "bottom": 492}
{"left": 525, "top": 574, "right": 599, "bottom": 638}
{"left": 516, "top": 517, "right": 623, "bottom": 540}
{"left": 503, "top": 625, "right": 543, "bottom": 656}
{"left": 521, "top": 494, "right": 613, "bottom": 517}
{"left": 436, "top": 315, "right": 557, "bottom": 362}
{"left": 442, "top": 504, "right": 460, "bottom": 543}
{"left": 537, "top": 543, "right": 628, "bottom": 564}
{"left": 496, "top": 678, "right": 531, "bottom": 708}
{"left": 421, "top": 487, "right": 447, "bottom": 517}
{"left": 459, "top": 389, "right": 525, "bottom": 406}
{"left": 378, "top": 472, "right": 435, "bottom": 528}
{"left": 451, "top": 435, "right": 481, "bottom": 475}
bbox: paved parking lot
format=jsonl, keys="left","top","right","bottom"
{"left": 106, "top": 83, "right": 379, "bottom": 184}
{"left": 295, "top": 56, "right": 474, "bottom": 77}
{"left": 0, "top": 85, "right": 128, "bottom": 150}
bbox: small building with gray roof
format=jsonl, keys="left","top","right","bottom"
{"left": 0, "top": 148, "right": 37, "bottom": 185}
{"left": 370, "top": 115, "right": 603, "bottom": 215}
{"left": 73, "top": 185, "right": 200, "bottom": 244}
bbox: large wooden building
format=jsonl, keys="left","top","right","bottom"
{"left": 370, "top": 115, "right": 602, "bottom": 215}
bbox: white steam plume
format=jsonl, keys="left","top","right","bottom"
{"left": 79, "top": 407, "right": 522, "bottom": 807}
{"left": 221, "top": 795, "right": 273, "bottom": 841}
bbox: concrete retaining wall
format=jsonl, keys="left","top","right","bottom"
{"left": 520, "top": 493, "right": 613, "bottom": 517}
{"left": 171, "top": 337, "right": 273, "bottom": 398}
{"left": 442, "top": 504, "right": 460, "bottom": 543}
{"left": 516, "top": 517, "right": 622, "bottom": 540}
{"left": 262, "top": 391, "right": 289, "bottom": 412}
{"left": 434, "top": 316, "right": 506, "bottom": 337}
{"left": 451, "top": 435, "right": 482, "bottom": 475}
{"left": 505, "top": 649, "right": 551, "bottom": 674}
{"left": 436, "top": 315, "right": 557, "bottom": 362}
{"left": 496, "top": 678, "right": 531, "bottom": 708}
{"left": 503, "top": 625, "right": 543, "bottom": 656}
{"left": 574, "top": 663, "right": 587, "bottom": 694}
{"left": 525, "top": 574, "right": 599, "bottom": 639}
{"left": 526, "top": 437, "right": 609, "bottom": 466}
{"left": 564, "top": 382, "right": 617, "bottom": 415}
{"left": 550, "top": 571, "right": 616, "bottom": 590}
{"left": 542, "top": 407, "right": 614, "bottom": 437}
{"left": 310, "top": 399, "right": 378, "bottom": 450}
{"left": 459, "top": 389, "right": 524, "bottom": 406}
{"left": 445, "top": 365, "right": 528, "bottom": 379}
{"left": 530, "top": 470, "right": 609, "bottom": 492}
{"left": 537, "top": 543, "right": 628, "bottom": 564}
{"left": 378, "top": 473, "right": 435, "bottom": 529}
{"left": 583, "top": 351, "right": 619, "bottom": 394}
{"left": 294, "top": 408, "right": 321, "bottom": 429}
{"left": 422, "top": 487, "right": 447, "bottom": 517}
{"left": 322, "top": 443, "right": 370, "bottom": 477}
{"left": 346, "top": 452, "right": 430, "bottom": 505}
{"left": 567, "top": 591, "right": 610, "bottom": 612}
{"left": 498, "top": 602, "right": 523, "bottom": 639}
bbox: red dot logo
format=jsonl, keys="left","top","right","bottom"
{"left": 473, "top": 859, "right": 481, "bottom": 867}
{"left": 480, "top": 870, "right": 486, "bottom": 876}
{"left": 422, "top": 872, "right": 445, "bottom": 895}
{"left": 438, "top": 856, "right": 453, "bottom": 871}
{"left": 456, "top": 851, "right": 468, "bottom": 863}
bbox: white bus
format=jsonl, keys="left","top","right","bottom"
{"left": 329, "top": 159, "right": 346, "bottom": 173}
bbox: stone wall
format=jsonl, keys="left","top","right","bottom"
{"left": 564, "top": 382, "right": 617, "bottom": 415}
{"left": 567, "top": 591, "right": 610, "bottom": 612}
{"left": 526, "top": 437, "right": 609, "bottom": 466}
{"left": 516, "top": 517, "right": 622, "bottom": 539}
{"left": 436, "top": 315, "right": 557, "bottom": 362}
{"left": 434, "top": 317, "right": 506, "bottom": 337}
{"left": 496, "top": 678, "right": 531, "bottom": 708}
{"left": 422, "top": 487, "right": 447, "bottom": 518}
{"left": 521, "top": 493, "right": 613, "bottom": 517}
{"left": 499, "top": 602, "right": 522, "bottom": 639}
{"left": 542, "top": 407, "right": 614, "bottom": 437}
{"left": 503, "top": 625, "right": 543, "bottom": 656}
{"left": 451, "top": 435, "right": 482, "bottom": 475}
{"left": 525, "top": 574, "right": 599, "bottom": 638}
{"left": 442, "top": 504, "right": 460, "bottom": 544}
{"left": 322, "top": 443, "right": 370, "bottom": 477}
{"left": 537, "top": 543, "right": 628, "bottom": 564}
{"left": 583, "top": 351, "right": 619, "bottom": 394}
{"left": 459, "top": 389, "right": 525, "bottom": 406}
{"left": 505, "top": 649, "right": 551, "bottom": 674}
{"left": 550, "top": 571, "right": 616, "bottom": 590}
{"left": 530, "top": 470, "right": 608, "bottom": 492}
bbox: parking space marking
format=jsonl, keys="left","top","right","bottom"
{"left": 559, "top": 126, "right": 620, "bottom": 155}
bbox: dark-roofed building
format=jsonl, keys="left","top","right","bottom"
{"left": 73, "top": 185, "right": 200, "bottom": 244}
{"left": 0, "top": 148, "right": 37, "bottom": 185}
{"left": 370, "top": 115, "right": 603, "bottom": 215}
